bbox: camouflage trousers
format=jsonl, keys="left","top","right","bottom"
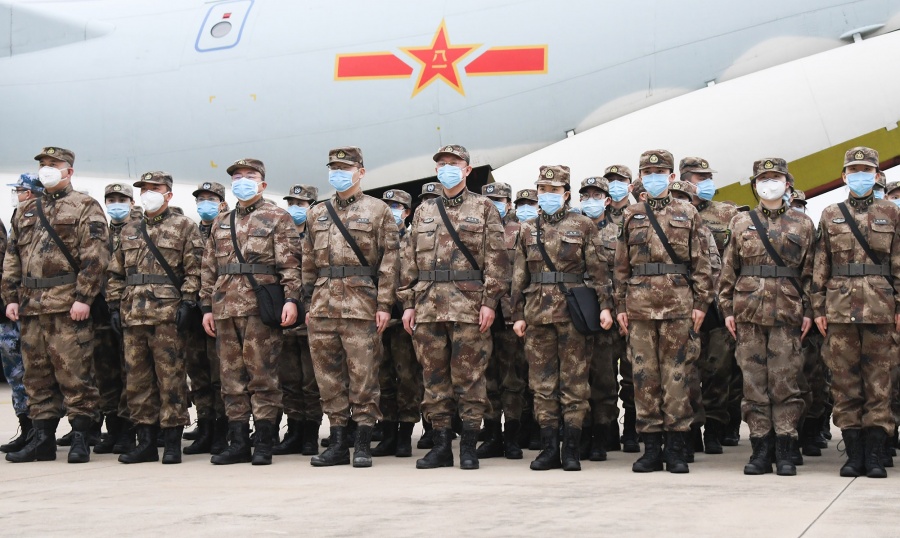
{"left": 123, "top": 323, "right": 190, "bottom": 428}
{"left": 798, "top": 330, "right": 830, "bottom": 419}
{"left": 184, "top": 328, "right": 224, "bottom": 419}
{"left": 629, "top": 319, "right": 698, "bottom": 433}
{"left": 734, "top": 323, "right": 804, "bottom": 438}
{"left": 216, "top": 316, "right": 283, "bottom": 423}
{"left": 589, "top": 328, "right": 624, "bottom": 425}
{"left": 484, "top": 327, "right": 526, "bottom": 422}
{"left": 279, "top": 328, "right": 322, "bottom": 422}
{"left": 93, "top": 327, "right": 127, "bottom": 418}
{"left": 379, "top": 323, "right": 423, "bottom": 424}
{"left": 0, "top": 320, "right": 27, "bottom": 416}
{"left": 619, "top": 346, "right": 634, "bottom": 412}
{"left": 693, "top": 327, "right": 735, "bottom": 426}
{"left": 20, "top": 314, "right": 99, "bottom": 422}
{"left": 525, "top": 322, "right": 590, "bottom": 428}
{"left": 414, "top": 321, "right": 491, "bottom": 430}
{"left": 823, "top": 323, "right": 899, "bottom": 433}
{"left": 309, "top": 317, "right": 381, "bottom": 428}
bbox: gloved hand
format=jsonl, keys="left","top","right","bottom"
{"left": 176, "top": 301, "right": 196, "bottom": 333}
{"left": 110, "top": 310, "right": 122, "bottom": 336}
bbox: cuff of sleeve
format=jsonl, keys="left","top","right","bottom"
{"left": 201, "top": 305, "right": 212, "bottom": 314}
{"left": 285, "top": 298, "right": 299, "bottom": 305}
{"left": 75, "top": 294, "right": 93, "bottom": 305}
{"left": 377, "top": 304, "right": 391, "bottom": 314}
{"left": 481, "top": 297, "right": 499, "bottom": 311}
{"left": 692, "top": 300, "right": 707, "bottom": 312}
{"left": 616, "top": 300, "right": 626, "bottom": 313}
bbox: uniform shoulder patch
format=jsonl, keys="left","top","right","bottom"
{"left": 832, "top": 218, "right": 845, "bottom": 224}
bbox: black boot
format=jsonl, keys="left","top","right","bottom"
{"left": 67, "top": 415, "right": 93, "bottom": 464}
{"left": 722, "top": 402, "right": 741, "bottom": 446}
{"left": 353, "top": 425, "right": 374, "bottom": 468}
{"left": 589, "top": 423, "right": 607, "bottom": 461}
{"left": 183, "top": 418, "right": 214, "bottom": 455}
{"left": 93, "top": 414, "right": 123, "bottom": 454}
{"left": 210, "top": 422, "right": 252, "bottom": 465}
{"left": 56, "top": 429, "right": 74, "bottom": 446}
{"left": 664, "top": 431, "right": 689, "bottom": 474}
{"left": 209, "top": 416, "right": 229, "bottom": 455}
{"left": 372, "top": 421, "right": 384, "bottom": 443}
{"left": 790, "top": 435, "right": 804, "bottom": 466}
{"left": 632, "top": 432, "right": 664, "bottom": 473}
{"left": 252, "top": 420, "right": 275, "bottom": 466}
{"left": 884, "top": 431, "right": 895, "bottom": 468}
{"left": 272, "top": 418, "right": 304, "bottom": 456}
{"left": 503, "top": 420, "right": 523, "bottom": 460}
{"left": 417, "top": 419, "right": 434, "bottom": 450}
{"left": 621, "top": 408, "right": 640, "bottom": 453}
{"left": 703, "top": 420, "right": 724, "bottom": 455}
{"left": 685, "top": 424, "right": 700, "bottom": 463}
{"left": 800, "top": 417, "right": 822, "bottom": 457}
{"left": 183, "top": 422, "right": 200, "bottom": 441}
{"left": 528, "top": 420, "right": 542, "bottom": 451}
{"left": 530, "top": 426, "right": 561, "bottom": 471}
{"left": 475, "top": 420, "right": 504, "bottom": 459}
{"left": 416, "top": 428, "right": 454, "bottom": 469}
{"left": 744, "top": 433, "right": 774, "bottom": 475}
{"left": 113, "top": 419, "right": 135, "bottom": 454}
{"left": 775, "top": 435, "right": 797, "bottom": 476}
{"left": 820, "top": 411, "right": 833, "bottom": 442}
{"left": 0, "top": 414, "right": 33, "bottom": 453}
{"left": 459, "top": 427, "right": 479, "bottom": 470}
{"left": 119, "top": 424, "right": 160, "bottom": 464}
{"left": 562, "top": 426, "right": 582, "bottom": 471}
{"left": 6, "top": 418, "right": 58, "bottom": 462}
{"left": 301, "top": 421, "right": 320, "bottom": 456}
{"left": 311, "top": 426, "right": 350, "bottom": 467}
{"left": 864, "top": 427, "right": 887, "bottom": 479}
{"left": 605, "top": 421, "right": 621, "bottom": 452}
{"left": 395, "top": 422, "right": 414, "bottom": 458}
{"left": 839, "top": 429, "right": 865, "bottom": 477}
{"left": 371, "top": 421, "right": 398, "bottom": 457}
{"left": 162, "top": 426, "right": 183, "bottom": 464}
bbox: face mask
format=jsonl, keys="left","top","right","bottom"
{"left": 389, "top": 207, "right": 405, "bottom": 227}
{"left": 607, "top": 180, "right": 629, "bottom": 202}
{"left": 492, "top": 200, "right": 507, "bottom": 218}
{"left": 437, "top": 165, "right": 464, "bottom": 190}
{"left": 846, "top": 171, "right": 876, "bottom": 197}
{"left": 581, "top": 198, "right": 606, "bottom": 219}
{"left": 538, "top": 192, "right": 565, "bottom": 215}
{"left": 10, "top": 193, "right": 19, "bottom": 210}
{"left": 696, "top": 179, "right": 716, "bottom": 201}
{"left": 328, "top": 169, "right": 355, "bottom": 192}
{"left": 892, "top": 199, "right": 900, "bottom": 208}
{"left": 141, "top": 191, "right": 166, "bottom": 213}
{"left": 197, "top": 200, "right": 220, "bottom": 222}
{"left": 874, "top": 190, "right": 885, "bottom": 200}
{"left": 232, "top": 178, "right": 259, "bottom": 201}
{"left": 106, "top": 202, "right": 131, "bottom": 222}
{"left": 755, "top": 179, "right": 786, "bottom": 201}
{"left": 642, "top": 174, "right": 669, "bottom": 198}
{"left": 38, "top": 166, "right": 63, "bottom": 189}
{"left": 516, "top": 204, "right": 538, "bottom": 221}
{"left": 791, "top": 206, "right": 806, "bottom": 213}
{"left": 782, "top": 191, "right": 792, "bottom": 205}
{"left": 287, "top": 205, "right": 308, "bottom": 225}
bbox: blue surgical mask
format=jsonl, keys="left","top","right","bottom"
{"left": 232, "top": 178, "right": 259, "bottom": 201}
{"left": 197, "top": 200, "right": 220, "bottom": 222}
{"left": 846, "top": 171, "right": 876, "bottom": 197}
{"left": 437, "top": 165, "right": 464, "bottom": 190}
{"left": 782, "top": 191, "right": 792, "bottom": 205}
{"left": 642, "top": 173, "right": 669, "bottom": 198}
{"left": 538, "top": 192, "right": 565, "bottom": 215}
{"left": 328, "top": 169, "right": 355, "bottom": 192}
{"left": 581, "top": 198, "right": 606, "bottom": 219}
{"left": 696, "top": 179, "right": 716, "bottom": 201}
{"left": 892, "top": 199, "right": 900, "bottom": 208}
{"left": 608, "top": 180, "right": 630, "bottom": 202}
{"left": 287, "top": 205, "right": 308, "bottom": 225}
{"left": 391, "top": 207, "right": 405, "bottom": 226}
{"left": 106, "top": 203, "right": 130, "bottom": 222}
{"left": 492, "top": 200, "right": 507, "bottom": 218}
{"left": 516, "top": 204, "right": 538, "bottom": 222}
{"left": 874, "top": 189, "right": 885, "bottom": 200}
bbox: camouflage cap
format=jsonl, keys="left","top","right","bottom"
{"left": 790, "top": 190, "right": 807, "bottom": 206}
{"left": 603, "top": 164, "right": 632, "bottom": 182}
{"left": 432, "top": 144, "right": 470, "bottom": 164}
{"left": 34, "top": 146, "right": 75, "bottom": 166}
{"left": 327, "top": 147, "right": 364, "bottom": 168}
{"left": 875, "top": 171, "right": 887, "bottom": 188}
{"left": 579, "top": 176, "right": 609, "bottom": 195}
{"left": 419, "top": 182, "right": 441, "bottom": 198}
{"left": 843, "top": 146, "right": 879, "bottom": 169}
{"left": 192, "top": 181, "right": 226, "bottom": 200}
{"left": 8, "top": 173, "right": 44, "bottom": 194}
{"left": 104, "top": 182, "right": 134, "bottom": 200}
{"left": 679, "top": 156, "right": 717, "bottom": 175}
{"left": 284, "top": 184, "right": 319, "bottom": 202}
{"left": 786, "top": 172, "right": 796, "bottom": 185}
{"left": 639, "top": 150, "right": 674, "bottom": 171}
{"left": 482, "top": 182, "right": 512, "bottom": 200}
{"left": 669, "top": 180, "right": 698, "bottom": 198}
{"left": 169, "top": 206, "right": 184, "bottom": 216}
{"left": 536, "top": 165, "right": 571, "bottom": 187}
{"left": 514, "top": 188, "right": 538, "bottom": 204}
{"left": 752, "top": 158, "right": 789, "bottom": 180}
{"left": 133, "top": 171, "right": 173, "bottom": 189}
{"left": 227, "top": 158, "right": 266, "bottom": 178}
{"left": 886, "top": 180, "right": 900, "bottom": 195}
{"left": 382, "top": 189, "right": 412, "bottom": 208}
{"left": 631, "top": 179, "right": 646, "bottom": 199}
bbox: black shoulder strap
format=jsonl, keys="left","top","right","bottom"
{"left": 535, "top": 217, "right": 566, "bottom": 294}
{"left": 747, "top": 210, "right": 803, "bottom": 295}
{"left": 35, "top": 197, "right": 79, "bottom": 271}
{"left": 642, "top": 202, "right": 683, "bottom": 265}
{"left": 140, "top": 219, "right": 183, "bottom": 292}
{"left": 837, "top": 202, "right": 882, "bottom": 265}
{"left": 229, "top": 210, "right": 260, "bottom": 289}
{"left": 436, "top": 198, "right": 480, "bottom": 271}
{"left": 324, "top": 200, "right": 369, "bottom": 267}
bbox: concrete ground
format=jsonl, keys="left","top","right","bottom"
{"left": 0, "top": 385, "right": 898, "bottom": 538}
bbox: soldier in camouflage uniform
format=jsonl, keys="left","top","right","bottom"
{"left": 399, "top": 144, "right": 508, "bottom": 470}
{"left": 303, "top": 147, "right": 400, "bottom": 468}
{"left": 107, "top": 172, "right": 203, "bottom": 464}
{"left": 273, "top": 184, "right": 322, "bottom": 457}
{"left": 887, "top": 181, "right": 900, "bottom": 455}
{"left": 614, "top": 149, "right": 713, "bottom": 474}
{"left": 200, "top": 158, "right": 302, "bottom": 466}
{"left": 511, "top": 166, "right": 614, "bottom": 471}
{"left": 812, "top": 147, "right": 900, "bottom": 479}
{"left": 3, "top": 146, "right": 109, "bottom": 464}
{"left": 718, "top": 158, "right": 815, "bottom": 476}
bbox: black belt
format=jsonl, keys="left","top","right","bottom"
{"left": 218, "top": 263, "right": 277, "bottom": 275}
{"left": 740, "top": 265, "right": 800, "bottom": 278}
{"left": 531, "top": 272, "right": 582, "bottom": 284}
{"left": 125, "top": 274, "right": 173, "bottom": 286}
{"left": 418, "top": 270, "right": 483, "bottom": 282}
{"left": 22, "top": 273, "right": 77, "bottom": 289}
{"left": 633, "top": 263, "right": 688, "bottom": 276}
{"left": 832, "top": 264, "right": 892, "bottom": 277}
{"left": 318, "top": 266, "right": 377, "bottom": 278}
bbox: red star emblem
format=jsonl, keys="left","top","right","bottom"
{"left": 401, "top": 20, "right": 480, "bottom": 97}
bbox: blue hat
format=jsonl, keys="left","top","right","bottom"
{"left": 8, "top": 173, "right": 44, "bottom": 194}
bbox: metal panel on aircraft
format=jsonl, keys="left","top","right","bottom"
{"left": 195, "top": 0, "right": 254, "bottom": 53}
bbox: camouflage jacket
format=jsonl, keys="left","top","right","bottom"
{"left": 511, "top": 209, "right": 612, "bottom": 325}
{"left": 398, "top": 189, "right": 509, "bottom": 324}
{"left": 200, "top": 198, "right": 302, "bottom": 320}
{"left": 107, "top": 209, "right": 204, "bottom": 326}
{"left": 614, "top": 197, "right": 713, "bottom": 320}
{"left": 498, "top": 216, "right": 521, "bottom": 321}
{"left": 811, "top": 196, "right": 900, "bottom": 323}
{"left": 2, "top": 184, "right": 110, "bottom": 316}
{"left": 301, "top": 193, "right": 399, "bottom": 320}
{"left": 594, "top": 216, "right": 619, "bottom": 289}
{"left": 108, "top": 208, "right": 143, "bottom": 254}
{"left": 718, "top": 203, "right": 814, "bottom": 326}
{"left": 697, "top": 200, "right": 738, "bottom": 255}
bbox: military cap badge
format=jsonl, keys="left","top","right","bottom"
{"left": 587, "top": 178, "right": 596, "bottom": 185}
{"left": 47, "top": 148, "right": 56, "bottom": 154}
{"left": 426, "top": 184, "right": 435, "bottom": 192}
{"left": 203, "top": 182, "right": 212, "bottom": 189}
{"left": 385, "top": 190, "right": 394, "bottom": 198}
{"left": 113, "top": 184, "right": 122, "bottom": 191}
{"left": 855, "top": 150, "right": 865, "bottom": 160}
{"left": 545, "top": 169, "right": 555, "bottom": 179}
{"left": 442, "top": 146, "right": 453, "bottom": 152}
{"left": 293, "top": 186, "right": 301, "bottom": 194}
{"left": 672, "top": 182, "right": 681, "bottom": 189}
{"left": 486, "top": 185, "right": 495, "bottom": 193}
{"left": 337, "top": 151, "right": 346, "bottom": 159}
{"left": 144, "top": 173, "right": 152, "bottom": 180}
{"left": 764, "top": 160, "right": 774, "bottom": 169}
{"left": 701, "top": 161, "right": 708, "bottom": 169}
{"left": 238, "top": 160, "right": 246, "bottom": 165}
{"left": 649, "top": 155, "right": 659, "bottom": 164}
{"left": 610, "top": 166, "right": 618, "bottom": 173}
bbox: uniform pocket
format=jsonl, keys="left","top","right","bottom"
{"left": 415, "top": 224, "right": 437, "bottom": 252}
{"left": 559, "top": 232, "right": 584, "bottom": 261}
{"left": 457, "top": 221, "right": 485, "bottom": 254}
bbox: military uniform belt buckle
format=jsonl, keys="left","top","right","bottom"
{"left": 848, "top": 264, "right": 864, "bottom": 277}
{"left": 434, "top": 270, "right": 451, "bottom": 282}
{"left": 645, "top": 263, "right": 660, "bottom": 275}
{"left": 759, "top": 266, "right": 776, "bottom": 278}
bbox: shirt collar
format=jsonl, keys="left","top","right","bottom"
{"left": 441, "top": 189, "right": 469, "bottom": 208}
{"left": 541, "top": 207, "right": 568, "bottom": 224}
{"left": 145, "top": 208, "right": 171, "bottom": 225}
{"left": 646, "top": 196, "right": 671, "bottom": 211}
{"left": 334, "top": 192, "right": 358, "bottom": 209}
{"left": 847, "top": 193, "right": 875, "bottom": 211}
{"left": 237, "top": 198, "right": 264, "bottom": 215}
{"left": 45, "top": 183, "right": 73, "bottom": 201}
{"left": 758, "top": 202, "right": 788, "bottom": 219}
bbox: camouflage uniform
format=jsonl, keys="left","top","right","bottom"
{"left": 0, "top": 218, "right": 26, "bottom": 418}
